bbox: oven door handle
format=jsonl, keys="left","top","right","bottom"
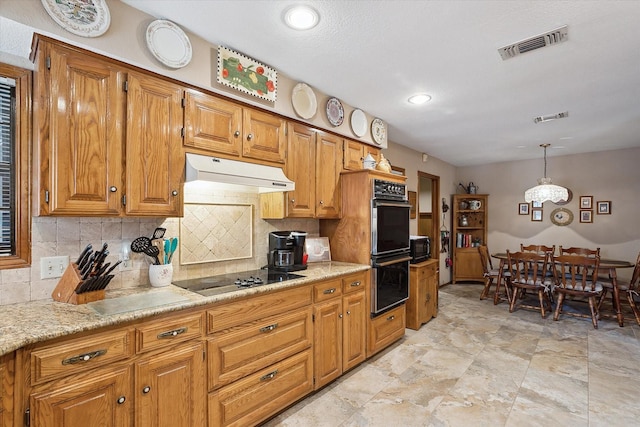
{"left": 373, "top": 256, "right": 412, "bottom": 267}
{"left": 372, "top": 200, "right": 410, "bottom": 209}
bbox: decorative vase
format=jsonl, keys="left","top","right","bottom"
{"left": 149, "top": 264, "right": 173, "bottom": 287}
{"left": 376, "top": 153, "right": 391, "bottom": 173}
{"left": 362, "top": 153, "right": 376, "bottom": 169}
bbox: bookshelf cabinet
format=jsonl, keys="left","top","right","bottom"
{"left": 452, "top": 194, "right": 488, "bottom": 284}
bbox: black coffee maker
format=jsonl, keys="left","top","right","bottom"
{"left": 268, "top": 231, "right": 307, "bottom": 272}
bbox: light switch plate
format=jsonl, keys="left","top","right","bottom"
{"left": 40, "top": 256, "right": 69, "bottom": 279}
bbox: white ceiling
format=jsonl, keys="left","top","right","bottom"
{"left": 122, "top": 0, "right": 640, "bottom": 166}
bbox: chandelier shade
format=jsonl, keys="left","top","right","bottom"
{"left": 524, "top": 144, "right": 569, "bottom": 204}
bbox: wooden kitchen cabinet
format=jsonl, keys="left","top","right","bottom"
{"left": 0, "top": 353, "right": 14, "bottom": 427}
{"left": 343, "top": 139, "right": 380, "bottom": 171}
{"left": 452, "top": 194, "right": 488, "bottom": 283}
{"left": 284, "top": 122, "right": 316, "bottom": 217}
{"left": 341, "top": 273, "right": 367, "bottom": 372}
{"left": 315, "top": 131, "right": 343, "bottom": 218}
{"left": 407, "top": 259, "right": 439, "bottom": 330}
{"left": 367, "top": 304, "right": 406, "bottom": 357}
{"left": 31, "top": 35, "right": 184, "bottom": 217}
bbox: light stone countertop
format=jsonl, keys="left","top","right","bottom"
{"left": 0, "top": 261, "right": 369, "bottom": 356}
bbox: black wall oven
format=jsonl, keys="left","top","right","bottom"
{"left": 370, "top": 179, "right": 411, "bottom": 316}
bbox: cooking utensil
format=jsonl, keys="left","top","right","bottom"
{"left": 167, "top": 237, "right": 178, "bottom": 263}
{"left": 131, "top": 236, "right": 151, "bottom": 253}
{"left": 152, "top": 239, "right": 164, "bottom": 264}
{"left": 151, "top": 227, "right": 166, "bottom": 240}
{"left": 76, "top": 244, "right": 92, "bottom": 265}
{"left": 77, "top": 249, "right": 93, "bottom": 270}
{"left": 144, "top": 245, "right": 161, "bottom": 265}
{"left": 164, "top": 239, "right": 171, "bottom": 264}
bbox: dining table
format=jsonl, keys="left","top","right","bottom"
{"left": 491, "top": 252, "right": 635, "bottom": 326}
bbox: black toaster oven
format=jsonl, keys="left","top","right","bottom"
{"left": 409, "top": 236, "right": 431, "bottom": 264}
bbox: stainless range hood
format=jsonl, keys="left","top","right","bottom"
{"left": 185, "top": 153, "right": 295, "bottom": 193}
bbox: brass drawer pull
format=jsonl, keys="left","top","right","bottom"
{"left": 260, "top": 370, "right": 278, "bottom": 381}
{"left": 387, "top": 315, "right": 395, "bottom": 321}
{"left": 142, "top": 386, "right": 151, "bottom": 394}
{"left": 62, "top": 349, "right": 107, "bottom": 365}
{"left": 117, "top": 396, "right": 126, "bottom": 405}
{"left": 260, "top": 323, "right": 278, "bottom": 333}
{"left": 350, "top": 281, "right": 361, "bottom": 287}
{"left": 323, "top": 288, "right": 337, "bottom": 294}
{"left": 157, "top": 327, "right": 187, "bottom": 339}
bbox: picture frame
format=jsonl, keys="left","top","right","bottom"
{"left": 217, "top": 46, "right": 277, "bottom": 102}
{"left": 580, "top": 196, "right": 593, "bottom": 209}
{"left": 518, "top": 203, "right": 530, "bottom": 215}
{"left": 531, "top": 209, "right": 543, "bottom": 222}
{"left": 531, "top": 201, "right": 543, "bottom": 208}
{"left": 580, "top": 210, "right": 593, "bottom": 223}
{"left": 597, "top": 201, "right": 611, "bottom": 215}
{"left": 408, "top": 191, "right": 417, "bottom": 219}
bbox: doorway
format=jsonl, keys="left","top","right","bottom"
{"left": 417, "top": 171, "right": 440, "bottom": 256}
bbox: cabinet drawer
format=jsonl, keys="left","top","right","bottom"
{"left": 30, "top": 329, "right": 133, "bottom": 385}
{"left": 208, "top": 308, "right": 312, "bottom": 390}
{"left": 208, "top": 349, "right": 313, "bottom": 427}
{"left": 368, "top": 304, "right": 406, "bottom": 357}
{"left": 341, "top": 272, "right": 367, "bottom": 294}
{"left": 208, "top": 285, "right": 312, "bottom": 333}
{"left": 136, "top": 312, "right": 204, "bottom": 353}
{"left": 313, "top": 278, "right": 342, "bottom": 302}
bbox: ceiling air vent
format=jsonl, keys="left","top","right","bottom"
{"left": 533, "top": 111, "right": 569, "bottom": 124}
{"left": 498, "top": 25, "right": 568, "bottom": 60}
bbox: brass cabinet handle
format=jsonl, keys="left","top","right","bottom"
{"left": 350, "top": 281, "right": 361, "bottom": 287}
{"left": 171, "top": 190, "right": 178, "bottom": 196}
{"left": 346, "top": 310, "right": 351, "bottom": 315}
{"left": 247, "top": 133, "right": 253, "bottom": 141}
{"left": 142, "top": 386, "right": 151, "bottom": 394}
{"left": 117, "top": 396, "right": 126, "bottom": 405}
{"left": 319, "top": 200, "right": 324, "bottom": 205}
{"left": 291, "top": 198, "right": 295, "bottom": 204}
{"left": 157, "top": 327, "right": 187, "bottom": 339}
{"left": 323, "top": 288, "right": 336, "bottom": 294}
{"left": 234, "top": 130, "right": 240, "bottom": 137}
{"left": 260, "top": 323, "right": 278, "bottom": 333}
{"left": 62, "top": 349, "right": 107, "bottom": 365}
{"left": 339, "top": 313, "right": 343, "bottom": 318}
{"left": 260, "top": 370, "right": 278, "bottom": 381}
{"left": 387, "top": 315, "right": 395, "bottom": 321}
{"left": 109, "top": 186, "right": 117, "bottom": 193}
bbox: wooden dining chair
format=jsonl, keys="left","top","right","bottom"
{"left": 597, "top": 251, "right": 640, "bottom": 326}
{"left": 553, "top": 254, "right": 603, "bottom": 329}
{"left": 559, "top": 246, "right": 600, "bottom": 258}
{"left": 506, "top": 250, "right": 553, "bottom": 318}
{"left": 520, "top": 244, "right": 556, "bottom": 257}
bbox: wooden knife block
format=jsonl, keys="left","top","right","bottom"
{"left": 51, "top": 263, "right": 105, "bottom": 305}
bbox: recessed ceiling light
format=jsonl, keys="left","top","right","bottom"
{"left": 408, "top": 94, "right": 432, "bottom": 105}
{"left": 283, "top": 5, "right": 319, "bottom": 30}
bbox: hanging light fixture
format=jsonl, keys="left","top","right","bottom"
{"left": 524, "top": 143, "right": 569, "bottom": 203}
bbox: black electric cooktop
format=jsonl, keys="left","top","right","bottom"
{"left": 172, "top": 269, "right": 304, "bottom": 297}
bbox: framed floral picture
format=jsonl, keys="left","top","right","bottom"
{"left": 597, "top": 201, "right": 611, "bottom": 215}
{"left": 531, "top": 209, "right": 543, "bottom": 222}
{"left": 580, "top": 196, "right": 593, "bottom": 209}
{"left": 217, "top": 46, "right": 277, "bottom": 102}
{"left": 580, "top": 210, "right": 593, "bottom": 223}
{"left": 532, "top": 200, "right": 543, "bottom": 208}
{"left": 518, "top": 203, "right": 530, "bottom": 215}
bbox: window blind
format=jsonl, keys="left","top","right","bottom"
{"left": 0, "top": 77, "right": 16, "bottom": 257}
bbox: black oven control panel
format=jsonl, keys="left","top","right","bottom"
{"left": 373, "top": 179, "right": 406, "bottom": 201}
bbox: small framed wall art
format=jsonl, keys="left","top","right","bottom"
{"left": 531, "top": 209, "right": 543, "bottom": 222}
{"left": 580, "top": 210, "right": 593, "bottom": 223}
{"left": 518, "top": 203, "right": 530, "bottom": 215}
{"left": 217, "top": 46, "right": 277, "bottom": 102}
{"left": 580, "top": 196, "right": 593, "bottom": 209}
{"left": 532, "top": 200, "right": 543, "bottom": 208}
{"left": 597, "top": 201, "right": 611, "bottom": 214}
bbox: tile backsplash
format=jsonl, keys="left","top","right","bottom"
{"left": 0, "top": 187, "right": 319, "bottom": 305}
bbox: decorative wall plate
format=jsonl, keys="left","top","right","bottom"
{"left": 350, "top": 109, "right": 367, "bottom": 137}
{"left": 41, "top": 0, "right": 110, "bottom": 37}
{"left": 146, "top": 20, "right": 193, "bottom": 69}
{"left": 291, "top": 82, "right": 317, "bottom": 119}
{"left": 371, "top": 118, "right": 386, "bottom": 145}
{"left": 550, "top": 207, "right": 573, "bottom": 226}
{"left": 326, "top": 97, "right": 344, "bottom": 126}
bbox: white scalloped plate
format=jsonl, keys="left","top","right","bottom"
{"left": 41, "top": 0, "right": 110, "bottom": 37}
{"left": 291, "top": 82, "right": 317, "bottom": 119}
{"left": 371, "top": 118, "right": 386, "bottom": 145}
{"left": 350, "top": 109, "right": 367, "bottom": 137}
{"left": 146, "top": 19, "right": 193, "bottom": 69}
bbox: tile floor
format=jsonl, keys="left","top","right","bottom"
{"left": 263, "top": 283, "right": 640, "bottom": 427}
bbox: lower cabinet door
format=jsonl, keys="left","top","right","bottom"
{"left": 367, "top": 304, "right": 406, "bottom": 357}
{"left": 208, "top": 350, "right": 313, "bottom": 427}
{"left": 30, "top": 366, "right": 132, "bottom": 427}
{"left": 313, "top": 299, "right": 343, "bottom": 389}
{"left": 342, "top": 290, "right": 367, "bottom": 372}
{"left": 135, "top": 341, "right": 206, "bottom": 427}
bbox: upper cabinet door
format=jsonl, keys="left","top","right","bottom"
{"left": 183, "top": 90, "right": 242, "bottom": 156}
{"left": 242, "top": 108, "right": 287, "bottom": 164}
{"left": 315, "top": 132, "right": 342, "bottom": 218}
{"left": 286, "top": 123, "right": 316, "bottom": 217}
{"left": 125, "top": 72, "right": 184, "bottom": 217}
{"left": 44, "top": 43, "right": 125, "bottom": 215}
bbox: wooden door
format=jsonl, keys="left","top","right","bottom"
{"left": 44, "top": 43, "right": 125, "bottom": 216}
{"left": 125, "top": 72, "right": 184, "bottom": 216}
{"left": 242, "top": 108, "right": 286, "bottom": 164}
{"left": 313, "top": 299, "right": 343, "bottom": 389}
{"left": 286, "top": 123, "right": 316, "bottom": 217}
{"left": 183, "top": 90, "right": 242, "bottom": 156}
{"left": 315, "top": 132, "right": 342, "bottom": 218}
{"left": 135, "top": 341, "right": 206, "bottom": 427}
{"left": 424, "top": 264, "right": 439, "bottom": 320}
{"left": 342, "top": 139, "right": 365, "bottom": 170}
{"left": 30, "top": 366, "right": 132, "bottom": 427}
{"left": 342, "top": 290, "right": 367, "bottom": 371}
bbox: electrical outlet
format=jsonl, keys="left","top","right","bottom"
{"left": 40, "top": 256, "right": 69, "bottom": 279}
{"left": 119, "top": 253, "right": 133, "bottom": 271}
